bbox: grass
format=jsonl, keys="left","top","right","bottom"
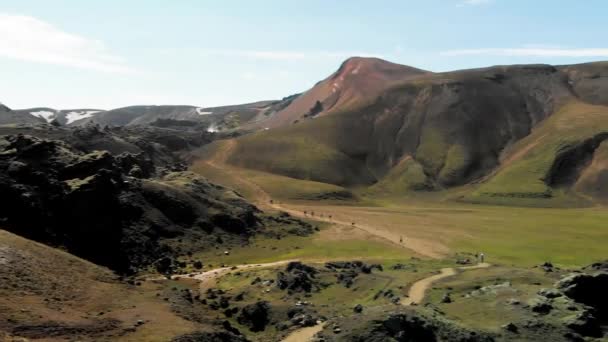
{"left": 425, "top": 265, "right": 564, "bottom": 332}
{"left": 469, "top": 101, "right": 608, "bottom": 205}
{"left": 211, "top": 258, "right": 450, "bottom": 341}
{"left": 194, "top": 222, "right": 416, "bottom": 267}
{"left": 284, "top": 198, "right": 608, "bottom": 268}
{"left": 191, "top": 146, "right": 357, "bottom": 203}
{"left": 192, "top": 140, "right": 608, "bottom": 269}
{"left": 367, "top": 156, "right": 430, "bottom": 194}
{"left": 229, "top": 121, "right": 373, "bottom": 186}
{"left": 240, "top": 169, "right": 355, "bottom": 202}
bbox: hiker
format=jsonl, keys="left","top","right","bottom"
{"left": 479, "top": 252, "right": 485, "bottom": 263}
{"left": 399, "top": 236, "right": 403, "bottom": 243}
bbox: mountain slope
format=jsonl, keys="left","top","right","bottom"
{"left": 76, "top": 101, "right": 282, "bottom": 130}
{"left": 255, "top": 57, "right": 429, "bottom": 129}
{"left": 0, "top": 103, "right": 45, "bottom": 125}
{"left": 211, "top": 59, "right": 608, "bottom": 205}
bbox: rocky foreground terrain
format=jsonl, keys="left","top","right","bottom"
{"left": 0, "top": 124, "right": 312, "bottom": 274}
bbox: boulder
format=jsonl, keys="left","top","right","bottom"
{"left": 556, "top": 272, "right": 608, "bottom": 314}
{"left": 276, "top": 262, "right": 320, "bottom": 293}
{"left": 529, "top": 297, "right": 553, "bottom": 314}
{"left": 564, "top": 310, "right": 602, "bottom": 338}
{"left": 441, "top": 293, "right": 453, "bottom": 304}
{"left": 237, "top": 301, "right": 271, "bottom": 332}
{"left": 538, "top": 288, "right": 562, "bottom": 299}
{"left": 501, "top": 322, "right": 518, "bottom": 333}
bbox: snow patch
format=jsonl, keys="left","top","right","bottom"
{"left": 352, "top": 65, "right": 361, "bottom": 74}
{"left": 65, "top": 110, "right": 101, "bottom": 124}
{"left": 196, "top": 108, "right": 213, "bottom": 115}
{"left": 206, "top": 123, "right": 219, "bottom": 133}
{"left": 31, "top": 111, "right": 55, "bottom": 122}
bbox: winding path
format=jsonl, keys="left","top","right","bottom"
{"left": 189, "top": 140, "right": 493, "bottom": 341}
{"left": 197, "top": 139, "right": 448, "bottom": 259}
{"left": 401, "top": 262, "right": 491, "bottom": 306}
{"left": 159, "top": 261, "right": 491, "bottom": 341}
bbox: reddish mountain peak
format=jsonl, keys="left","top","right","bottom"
{"left": 257, "top": 57, "right": 431, "bottom": 128}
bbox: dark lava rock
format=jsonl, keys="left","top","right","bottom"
{"left": 538, "top": 288, "right": 562, "bottom": 299}
{"left": 171, "top": 331, "right": 248, "bottom": 342}
{"left": 565, "top": 310, "right": 602, "bottom": 337}
{"left": 276, "top": 262, "right": 321, "bottom": 293}
{"left": 325, "top": 261, "right": 380, "bottom": 288}
{"left": 237, "top": 301, "right": 271, "bottom": 332}
{"left": 441, "top": 293, "right": 453, "bottom": 304}
{"left": 354, "top": 304, "right": 363, "bottom": 313}
{"left": 584, "top": 260, "right": 608, "bottom": 272}
{"left": 502, "top": 322, "right": 518, "bottom": 333}
{"left": 530, "top": 297, "right": 553, "bottom": 315}
{"left": 0, "top": 132, "right": 261, "bottom": 274}
{"left": 556, "top": 272, "right": 608, "bottom": 314}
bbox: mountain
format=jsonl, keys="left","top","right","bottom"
{"left": 210, "top": 58, "right": 608, "bottom": 206}
{"left": 75, "top": 101, "right": 287, "bottom": 130}
{"left": 0, "top": 103, "right": 46, "bottom": 125}
{"left": 252, "top": 57, "right": 429, "bottom": 129}
{"left": 11, "top": 107, "right": 104, "bottom": 125}
{"left": 4, "top": 101, "right": 294, "bottom": 133}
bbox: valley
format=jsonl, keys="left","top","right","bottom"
{"left": 1, "top": 57, "right": 607, "bottom": 341}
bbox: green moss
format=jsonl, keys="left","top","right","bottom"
{"left": 415, "top": 127, "right": 449, "bottom": 175}
{"left": 368, "top": 157, "right": 431, "bottom": 195}
{"left": 439, "top": 144, "right": 468, "bottom": 184}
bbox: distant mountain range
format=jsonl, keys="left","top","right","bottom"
{"left": 3, "top": 57, "right": 608, "bottom": 206}
{"left": 1, "top": 100, "right": 295, "bottom": 132}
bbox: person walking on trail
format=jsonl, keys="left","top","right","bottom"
{"left": 479, "top": 252, "right": 485, "bottom": 264}
{"left": 399, "top": 236, "right": 403, "bottom": 243}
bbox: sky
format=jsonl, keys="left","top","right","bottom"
{"left": 0, "top": 0, "right": 607, "bottom": 109}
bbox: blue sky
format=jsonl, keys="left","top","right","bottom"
{"left": 1, "top": 0, "right": 607, "bottom": 109}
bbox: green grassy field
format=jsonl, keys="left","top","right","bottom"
{"left": 291, "top": 197, "right": 608, "bottom": 268}
{"left": 193, "top": 222, "right": 416, "bottom": 267}
{"left": 425, "top": 265, "right": 568, "bottom": 332}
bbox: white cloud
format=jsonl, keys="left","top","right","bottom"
{"left": 458, "top": 0, "right": 492, "bottom": 6}
{"left": 0, "top": 13, "right": 134, "bottom": 73}
{"left": 442, "top": 47, "right": 608, "bottom": 57}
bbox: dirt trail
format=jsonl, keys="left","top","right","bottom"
{"left": 281, "top": 323, "right": 326, "bottom": 342}
{"left": 156, "top": 256, "right": 489, "bottom": 341}
{"left": 401, "top": 262, "right": 491, "bottom": 306}
{"left": 198, "top": 139, "right": 446, "bottom": 258}
{"left": 164, "top": 260, "right": 296, "bottom": 291}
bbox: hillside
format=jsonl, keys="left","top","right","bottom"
{"left": 0, "top": 125, "right": 312, "bottom": 274}
{"left": 252, "top": 57, "right": 429, "bottom": 129}
{"left": 75, "top": 101, "right": 287, "bottom": 130}
{"left": 0, "top": 103, "right": 45, "bottom": 125}
{"left": 13, "top": 107, "right": 104, "bottom": 125}
{"left": 210, "top": 59, "right": 608, "bottom": 206}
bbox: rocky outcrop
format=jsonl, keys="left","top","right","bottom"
{"left": 319, "top": 308, "right": 495, "bottom": 342}
{"left": 556, "top": 271, "right": 608, "bottom": 316}
{"left": 237, "top": 301, "right": 271, "bottom": 332}
{"left": 172, "top": 331, "right": 249, "bottom": 342}
{"left": 276, "top": 262, "right": 322, "bottom": 293}
{"left": 325, "top": 261, "right": 383, "bottom": 288}
{"left": 0, "top": 133, "right": 260, "bottom": 273}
